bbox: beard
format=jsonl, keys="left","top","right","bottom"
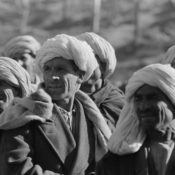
{"left": 139, "top": 102, "right": 175, "bottom": 142}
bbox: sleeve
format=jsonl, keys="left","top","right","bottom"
{"left": 99, "top": 88, "right": 125, "bottom": 133}
{"left": 0, "top": 124, "right": 62, "bottom": 175}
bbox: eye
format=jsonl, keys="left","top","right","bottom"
{"left": 0, "top": 92, "right": 6, "bottom": 101}
{"left": 29, "top": 52, "right": 36, "bottom": 58}
{"left": 57, "top": 67, "right": 66, "bottom": 73}
{"left": 134, "top": 95, "right": 142, "bottom": 103}
{"left": 19, "top": 56, "right": 26, "bottom": 61}
{"left": 43, "top": 65, "right": 50, "bottom": 72}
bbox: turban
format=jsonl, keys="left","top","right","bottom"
{"left": 3, "top": 35, "right": 41, "bottom": 59}
{"left": 0, "top": 57, "right": 32, "bottom": 97}
{"left": 108, "top": 63, "right": 175, "bottom": 155}
{"left": 160, "top": 45, "right": 175, "bottom": 65}
{"left": 77, "top": 32, "right": 116, "bottom": 79}
{"left": 36, "top": 34, "right": 98, "bottom": 82}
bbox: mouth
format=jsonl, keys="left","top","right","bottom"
{"left": 47, "top": 86, "right": 62, "bottom": 90}
{"left": 81, "top": 84, "right": 93, "bottom": 91}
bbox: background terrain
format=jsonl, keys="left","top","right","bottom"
{"left": 1, "top": 0, "right": 175, "bottom": 86}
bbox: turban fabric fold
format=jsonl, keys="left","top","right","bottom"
{"left": 77, "top": 32, "right": 117, "bottom": 79}
{"left": 36, "top": 34, "right": 98, "bottom": 82}
{"left": 108, "top": 64, "right": 175, "bottom": 155}
{"left": 0, "top": 57, "right": 32, "bottom": 97}
{"left": 3, "top": 35, "right": 41, "bottom": 58}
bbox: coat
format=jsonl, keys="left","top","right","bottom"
{"left": 96, "top": 144, "right": 175, "bottom": 175}
{"left": 90, "top": 81, "right": 124, "bottom": 132}
{"left": 0, "top": 99, "right": 96, "bottom": 175}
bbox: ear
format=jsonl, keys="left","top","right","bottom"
{"left": 76, "top": 77, "right": 83, "bottom": 84}
{"left": 76, "top": 70, "right": 85, "bottom": 84}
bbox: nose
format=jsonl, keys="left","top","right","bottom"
{"left": 17, "top": 60, "right": 24, "bottom": 66}
{"left": 138, "top": 100, "right": 150, "bottom": 112}
{"left": 52, "top": 76, "right": 60, "bottom": 80}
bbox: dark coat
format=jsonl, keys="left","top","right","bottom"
{"left": 90, "top": 81, "right": 124, "bottom": 132}
{"left": 96, "top": 146, "right": 175, "bottom": 175}
{"left": 0, "top": 99, "right": 95, "bottom": 175}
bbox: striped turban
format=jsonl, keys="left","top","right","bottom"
{"left": 0, "top": 57, "right": 32, "bottom": 97}
{"left": 77, "top": 32, "right": 117, "bottom": 79}
{"left": 108, "top": 64, "right": 175, "bottom": 155}
{"left": 3, "top": 35, "right": 41, "bottom": 59}
{"left": 36, "top": 34, "right": 98, "bottom": 82}
{"left": 160, "top": 45, "right": 175, "bottom": 66}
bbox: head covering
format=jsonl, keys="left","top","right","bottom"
{"left": 160, "top": 45, "right": 175, "bottom": 65}
{"left": 0, "top": 57, "right": 32, "bottom": 97}
{"left": 108, "top": 63, "right": 175, "bottom": 155}
{"left": 2, "top": 35, "right": 41, "bottom": 59}
{"left": 36, "top": 34, "right": 98, "bottom": 82}
{"left": 77, "top": 32, "right": 117, "bottom": 79}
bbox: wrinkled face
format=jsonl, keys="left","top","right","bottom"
{"left": 13, "top": 50, "right": 35, "bottom": 73}
{"left": 80, "top": 55, "right": 104, "bottom": 94}
{"left": 43, "top": 57, "right": 82, "bottom": 101}
{"left": 134, "top": 84, "right": 175, "bottom": 133}
{"left": 0, "top": 80, "right": 21, "bottom": 114}
{"left": 80, "top": 67, "right": 102, "bottom": 94}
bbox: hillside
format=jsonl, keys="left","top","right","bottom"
{"left": 0, "top": 0, "right": 175, "bottom": 85}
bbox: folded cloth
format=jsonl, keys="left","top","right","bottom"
{"left": 0, "top": 88, "right": 53, "bottom": 130}
{"left": 76, "top": 90, "right": 112, "bottom": 160}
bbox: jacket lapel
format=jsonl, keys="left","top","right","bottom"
{"left": 37, "top": 104, "right": 76, "bottom": 164}
{"left": 67, "top": 99, "right": 95, "bottom": 174}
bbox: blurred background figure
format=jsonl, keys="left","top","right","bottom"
{"left": 77, "top": 32, "right": 125, "bottom": 132}
{"left": 160, "top": 45, "right": 175, "bottom": 67}
{"left": 0, "top": 57, "right": 31, "bottom": 114}
{"left": 2, "top": 35, "right": 41, "bottom": 86}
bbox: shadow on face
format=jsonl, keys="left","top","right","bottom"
{"left": 134, "top": 84, "right": 175, "bottom": 132}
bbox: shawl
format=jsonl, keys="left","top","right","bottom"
{"left": 90, "top": 81, "right": 124, "bottom": 131}
{"left": 77, "top": 32, "right": 116, "bottom": 79}
{"left": 36, "top": 34, "right": 98, "bottom": 82}
{"left": 0, "top": 57, "right": 32, "bottom": 97}
{"left": 108, "top": 63, "right": 175, "bottom": 155}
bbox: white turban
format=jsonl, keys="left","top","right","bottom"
{"left": 36, "top": 34, "right": 98, "bottom": 82}
{"left": 108, "top": 63, "right": 175, "bottom": 155}
{"left": 160, "top": 45, "right": 175, "bottom": 65}
{"left": 3, "top": 35, "right": 41, "bottom": 59}
{"left": 0, "top": 57, "right": 32, "bottom": 97}
{"left": 77, "top": 32, "right": 116, "bottom": 79}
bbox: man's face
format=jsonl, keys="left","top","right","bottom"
{"left": 80, "top": 67, "right": 103, "bottom": 94}
{"left": 134, "top": 84, "right": 175, "bottom": 132}
{"left": 13, "top": 50, "right": 35, "bottom": 73}
{"left": 0, "top": 80, "right": 20, "bottom": 114}
{"left": 80, "top": 55, "right": 105, "bottom": 94}
{"left": 43, "top": 57, "right": 81, "bottom": 101}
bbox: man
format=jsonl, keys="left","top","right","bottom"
{"left": 0, "top": 34, "right": 111, "bottom": 175}
{"left": 2, "top": 35, "right": 41, "bottom": 85}
{"left": 96, "top": 64, "right": 175, "bottom": 175}
{"left": 77, "top": 32, "right": 124, "bottom": 132}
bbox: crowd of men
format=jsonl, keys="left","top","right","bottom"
{"left": 0, "top": 32, "right": 174, "bottom": 175}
